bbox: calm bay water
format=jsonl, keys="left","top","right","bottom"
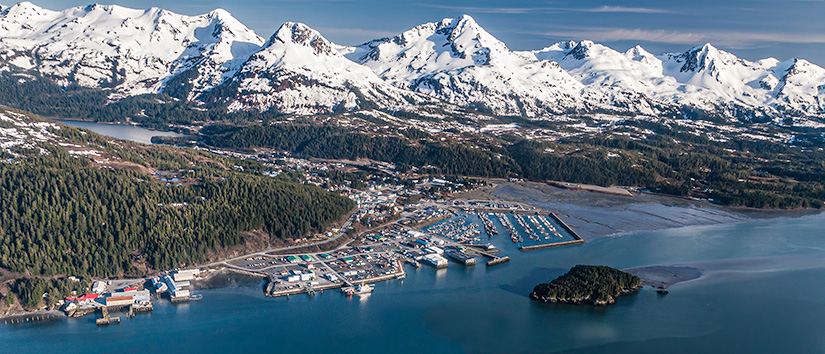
{"left": 3, "top": 213, "right": 825, "bottom": 353}
{"left": 56, "top": 120, "right": 185, "bottom": 145}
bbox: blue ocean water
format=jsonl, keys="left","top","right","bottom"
{"left": 3, "top": 213, "right": 825, "bottom": 353}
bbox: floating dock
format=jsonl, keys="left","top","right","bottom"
{"left": 486, "top": 256, "right": 510, "bottom": 266}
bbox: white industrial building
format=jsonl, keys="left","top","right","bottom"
{"left": 162, "top": 274, "right": 193, "bottom": 301}
{"left": 172, "top": 269, "right": 200, "bottom": 282}
{"left": 91, "top": 281, "right": 108, "bottom": 294}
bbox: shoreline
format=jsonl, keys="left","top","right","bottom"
{"left": 3, "top": 184, "right": 821, "bottom": 318}
{"left": 458, "top": 181, "right": 821, "bottom": 239}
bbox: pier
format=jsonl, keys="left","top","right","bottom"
{"left": 2, "top": 312, "right": 63, "bottom": 325}
{"left": 519, "top": 239, "right": 585, "bottom": 251}
{"left": 95, "top": 307, "right": 120, "bottom": 326}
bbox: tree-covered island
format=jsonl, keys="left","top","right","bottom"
{"left": 530, "top": 265, "right": 642, "bottom": 306}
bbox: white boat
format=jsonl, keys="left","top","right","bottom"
{"left": 355, "top": 284, "right": 373, "bottom": 294}
{"left": 342, "top": 283, "right": 374, "bottom": 296}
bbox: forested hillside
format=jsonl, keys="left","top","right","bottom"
{"left": 0, "top": 108, "right": 354, "bottom": 279}
{"left": 201, "top": 123, "right": 825, "bottom": 209}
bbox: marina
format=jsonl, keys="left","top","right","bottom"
{"left": 423, "top": 209, "right": 584, "bottom": 251}
{"left": 5, "top": 201, "right": 585, "bottom": 323}
{"left": 249, "top": 205, "right": 585, "bottom": 298}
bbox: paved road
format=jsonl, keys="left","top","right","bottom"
{"left": 201, "top": 215, "right": 356, "bottom": 269}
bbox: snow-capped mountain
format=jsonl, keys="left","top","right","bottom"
{"left": 0, "top": 3, "right": 822, "bottom": 120}
{"left": 0, "top": 2, "right": 264, "bottom": 98}
{"left": 346, "top": 15, "right": 585, "bottom": 117}
{"left": 533, "top": 41, "right": 825, "bottom": 119}
{"left": 355, "top": 16, "right": 825, "bottom": 120}
{"left": 209, "top": 22, "right": 429, "bottom": 114}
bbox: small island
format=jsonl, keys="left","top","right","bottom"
{"left": 530, "top": 265, "right": 642, "bottom": 306}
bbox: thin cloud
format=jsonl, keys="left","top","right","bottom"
{"left": 541, "top": 28, "right": 704, "bottom": 44}
{"left": 419, "top": 4, "right": 673, "bottom": 15}
{"left": 419, "top": 4, "right": 556, "bottom": 14}
{"left": 583, "top": 6, "right": 673, "bottom": 14}
{"left": 533, "top": 28, "right": 825, "bottom": 48}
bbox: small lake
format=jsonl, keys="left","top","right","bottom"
{"left": 56, "top": 120, "right": 186, "bottom": 145}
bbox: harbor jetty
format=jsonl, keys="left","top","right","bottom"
{"left": 518, "top": 213, "right": 585, "bottom": 251}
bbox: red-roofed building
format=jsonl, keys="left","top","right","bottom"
{"left": 78, "top": 294, "right": 99, "bottom": 302}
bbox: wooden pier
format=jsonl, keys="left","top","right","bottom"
{"left": 2, "top": 312, "right": 63, "bottom": 324}
{"left": 96, "top": 307, "right": 120, "bottom": 326}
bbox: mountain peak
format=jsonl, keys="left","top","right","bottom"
{"left": 697, "top": 42, "right": 716, "bottom": 51}
{"left": 625, "top": 45, "right": 651, "bottom": 56}
{"left": 676, "top": 42, "right": 741, "bottom": 73}
{"left": 443, "top": 14, "right": 479, "bottom": 30}
{"left": 207, "top": 8, "right": 232, "bottom": 19}
{"left": 624, "top": 45, "right": 657, "bottom": 64}
{"left": 268, "top": 22, "right": 334, "bottom": 56}
{"left": 565, "top": 40, "right": 595, "bottom": 60}
{"left": 4, "top": 1, "right": 47, "bottom": 15}
{"left": 438, "top": 14, "right": 502, "bottom": 48}
{"left": 10, "top": 1, "right": 39, "bottom": 9}
{"left": 439, "top": 14, "right": 478, "bottom": 30}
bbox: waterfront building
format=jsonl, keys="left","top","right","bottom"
{"left": 106, "top": 296, "right": 134, "bottom": 307}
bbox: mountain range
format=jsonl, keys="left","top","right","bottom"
{"left": 0, "top": 2, "right": 823, "bottom": 121}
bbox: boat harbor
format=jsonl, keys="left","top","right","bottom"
{"left": 423, "top": 209, "right": 584, "bottom": 253}
{"left": 221, "top": 205, "right": 584, "bottom": 299}
{"left": 2, "top": 198, "right": 585, "bottom": 328}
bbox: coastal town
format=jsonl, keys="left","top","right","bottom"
{"left": 1, "top": 150, "right": 586, "bottom": 326}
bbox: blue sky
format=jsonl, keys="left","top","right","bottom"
{"left": 24, "top": 0, "right": 825, "bottom": 65}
